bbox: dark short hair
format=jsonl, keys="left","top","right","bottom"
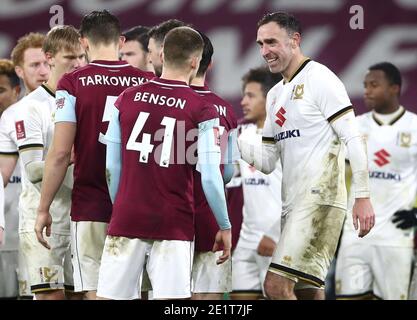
{"left": 242, "top": 66, "right": 283, "bottom": 97}
{"left": 148, "top": 19, "right": 188, "bottom": 45}
{"left": 163, "top": 27, "right": 203, "bottom": 69}
{"left": 0, "top": 59, "right": 20, "bottom": 88}
{"left": 79, "top": 10, "right": 121, "bottom": 45}
{"left": 369, "top": 62, "right": 402, "bottom": 93}
{"left": 122, "top": 26, "right": 150, "bottom": 52}
{"left": 196, "top": 31, "right": 213, "bottom": 77}
{"left": 257, "top": 11, "right": 302, "bottom": 35}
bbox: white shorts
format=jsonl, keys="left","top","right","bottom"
{"left": 16, "top": 249, "right": 32, "bottom": 298}
{"left": 232, "top": 245, "right": 271, "bottom": 295}
{"left": 71, "top": 221, "right": 107, "bottom": 292}
{"left": 192, "top": 251, "right": 231, "bottom": 294}
{"left": 0, "top": 250, "right": 18, "bottom": 298}
{"left": 97, "top": 236, "right": 193, "bottom": 300}
{"left": 19, "top": 231, "right": 73, "bottom": 293}
{"left": 270, "top": 205, "right": 345, "bottom": 289}
{"left": 335, "top": 242, "right": 413, "bottom": 300}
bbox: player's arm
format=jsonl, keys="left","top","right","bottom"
{"left": 35, "top": 89, "right": 76, "bottom": 249}
{"left": 0, "top": 173, "right": 4, "bottom": 245}
{"left": 223, "top": 128, "right": 239, "bottom": 184}
{"left": 0, "top": 155, "right": 18, "bottom": 187}
{"left": 104, "top": 105, "right": 122, "bottom": 203}
{"left": 239, "top": 94, "right": 280, "bottom": 174}
{"left": 198, "top": 118, "right": 231, "bottom": 264}
{"left": 0, "top": 115, "right": 19, "bottom": 187}
{"left": 331, "top": 110, "right": 375, "bottom": 237}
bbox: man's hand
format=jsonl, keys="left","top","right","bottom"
{"left": 0, "top": 227, "right": 4, "bottom": 246}
{"left": 392, "top": 208, "right": 417, "bottom": 230}
{"left": 212, "top": 229, "right": 232, "bottom": 265}
{"left": 257, "top": 235, "right": 276, "bottom": 257}
{"left": 34, "top": 209, "right": 53, "bottom": 250}
{"left": 352, "top": 198, "right": 375, "bottom": 237}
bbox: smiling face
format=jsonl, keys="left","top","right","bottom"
{"left": 256, "top": 22, "right": 295, "bottom": 75}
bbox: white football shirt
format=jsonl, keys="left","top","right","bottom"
{"left": 342, "top": 108, "right": 417, "bottom": 247}
{"left": 263, "top": 59, "right": 351, "bottom": 215}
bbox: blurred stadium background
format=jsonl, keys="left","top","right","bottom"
{"left": 0, "top": 0, "right": 416, "bottom": 116}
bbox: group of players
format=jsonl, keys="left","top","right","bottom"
{"left": 0, "top": 9, "right": 416, "bottom": 300}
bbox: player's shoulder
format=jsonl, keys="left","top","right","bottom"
{"left": 131, "top": 67, "right": 155, "bottom": 79}
{"left": 355, "top": 111, "right": 372, "bottom": 125}
{"left": 1, "top": 99, "right": 21, "bottom": 120}
{"left": 307, "top": 60, "right": 338, "bottom": 80}
{"left": 401, "top": 108, "right": 417, "bottom": 127}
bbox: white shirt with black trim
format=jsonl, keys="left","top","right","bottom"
{"left": 263, "top": 59, "right": 351, "bottom": 214}
{"left": 14, "top": 85, "right": 71, "bottom": 235}
{"left": 342, "top": 108, "right": 417, "bottom": 247}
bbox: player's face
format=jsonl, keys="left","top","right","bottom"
{"left": 19, "top": 47, "right": 50, "bottom": 92}
{"left": 241, "top": 82, "right": 266, "bottom": 123}
{"left": 120, "top": 40, "right": 149, "bottom": 71}
{"left": 257, "top": 22, "right": 294, "bottom": 74}
{"left": 363, "top": 70, "right": 398, "bottom": 113}
{"left": 52, "top": 47, "right": 86, "bottom": 76}
{"left": 148, "top": 38, "right": 162, "bottom": 76}
{"left": 0, "top": 75, "right": 19, "bottom": 112}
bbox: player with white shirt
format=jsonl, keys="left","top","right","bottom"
{"left": 15, "top": 26, "right": 86, "bottom": 300}
{"left": 0, "top": 37, "right": 50, "bottom": 299}
{"left": 335, "top": 62, "right": 417, "bottom": 300}
{"left": 231, "top": 67, "right": 282, "bottom": 300}
{"left": 240, "top": 12, "right": 375, "bottom": 300}
{"left": 0, "top": 59, "right": 22, "bottom": 299}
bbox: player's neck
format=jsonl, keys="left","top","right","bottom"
{"left": 88, "top": 46, "right": 120, "bottom": 62}
{"left": 282, "top": 53, "right": 307, "bottom": 82}
{"left": 256, "top": 118, "right": 265, "bottom": 129}
{"left": 190, "top": 75, "right": 205, "bottom": 87}
{"left": 160, "top": 69, "right": 191, "bottom": 84}
{"left": 45, "top": 71, "right": 61, "bottom": 93}
{"left": 374, "top": 102, "right": 400, "bottom": 115}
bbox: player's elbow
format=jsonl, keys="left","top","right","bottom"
{"left": 51, "top": 148, "right": 71, "bottom": 166}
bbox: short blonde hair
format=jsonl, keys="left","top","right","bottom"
{"left": 43, "top": 25, "right": 81, "bottom": 56}
{"left": 11, "top": 33, "right": 45, "bottom": 67}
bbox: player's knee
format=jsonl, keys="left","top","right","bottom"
{"left": 264, "top": 273, "right": 296, "bottom": 300}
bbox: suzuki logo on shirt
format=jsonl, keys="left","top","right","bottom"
{"left": 374, "top": 149, "right": 390, "bottom": 167}
{"left": 275, "top": 107, "right": 286, "bottom": 127}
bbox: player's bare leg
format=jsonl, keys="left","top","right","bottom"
{"left": 65, "top": 291, "right": 84, "bottom": 300}
{"left": 295, "top": 288, "right": 325, "bottom": 300}
{"left": 264, "top": 271, "right": 296, "bottom": 300}
{"left": 35, "top": 289, "right": 65, "bottom": 300}
{"left": 192, "top": 293, "right": 223, "bottom": 300}
{"left": 230, "top": 292, "right": 264, "bottom": 300}
{"left": 84, "top": 290, "right": 97, "bottom": 300}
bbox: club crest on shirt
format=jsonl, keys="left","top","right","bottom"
{"left": 291, "top": 83, "right": 304, "bottom": 100}
{"left": 56, "top": 97, "right": 65, "bottom": 109}
{"left": 15, "top": 120, "right": 26, "bottom": 140}
{"left": 398, "top": 132, "right": 411, "bottom": 148}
